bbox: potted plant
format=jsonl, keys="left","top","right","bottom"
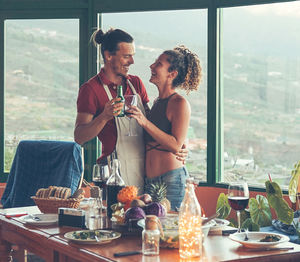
{"left": 216, "top": 160, "right": 300, "bottom": 232}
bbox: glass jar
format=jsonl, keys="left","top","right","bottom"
{"left": 142, "top": 215, "right": 162, "bottom": 256}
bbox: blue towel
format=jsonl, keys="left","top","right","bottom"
{"left": 1, "top": 140, "right": 83, "bottom": 208}
{"left": 271, "top": 210, "right": 300, "bottom": 235}
{"left": 261, "top": 211, "right": 300, "bottom": 245}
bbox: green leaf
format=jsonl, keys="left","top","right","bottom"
{"left": 216, "top": 193, "right": 231, "bottom": 219}
{"left": 269, "top": 196, "right": 293, "bottom": 224}
{"left": 240, "top": 209, "right": 251, "bottom": 225}
{"left": 242, "top": 218, "right": 260, "bottom": 232}
{"left": 289, "top": 161, "right": 300, "bottom": 203}
{"left": 266, "top": 183, "right": 294, "bottom": 225}
{"left": 249, "top": 195, "right": 272, "bottom": 227}
{"left": 265, "top": 181, "right": 283, "bottom": 198}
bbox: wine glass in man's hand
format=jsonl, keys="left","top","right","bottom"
{"left": 228, "top": 181, "right": 249, "bottom": 233}
{"left": 124, "top": 94, "right": 138, "bottom": 136}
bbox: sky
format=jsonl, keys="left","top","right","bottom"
{"left": 241, "top": 1, "right": 300, "bottom": 17}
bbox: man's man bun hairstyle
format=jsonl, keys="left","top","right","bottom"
{"left": 91, "top": 28, "right": 134, "bottom": 62}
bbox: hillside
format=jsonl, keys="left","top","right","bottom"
{"left": 4, "top": 10, "right": 300, "bottom": 187}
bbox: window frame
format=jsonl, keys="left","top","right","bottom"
{"left": 0, "top": 0, "right": 296, "bottom": 190}
{"left": 0, "top": 5, "right": 93, "bottom": 182}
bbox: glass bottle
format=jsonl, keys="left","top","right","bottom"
{"left": 117, "top": 85, "right": 125, "bottom": 117}
{"left": 142, "top": 215, "right": 162, "bottom": 256}
{"left": 179, "top": 177, "right": 202, "bottom": 259}
{"left": 106, "top": 159, "right": 125, "bottom": 218}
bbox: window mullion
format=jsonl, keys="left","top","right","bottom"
{"left": 207, "top": 3, "right": 219, "bottom": 185}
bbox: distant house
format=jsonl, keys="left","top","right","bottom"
{"left": 234, "top": 158, "right": 255, "bottom": 168}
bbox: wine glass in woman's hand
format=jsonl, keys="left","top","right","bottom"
{"left": 228, "top": 181, "right": 249, "bottom": 233}
{"left": 124, "top": 94, "right": 138, "bottom": 136}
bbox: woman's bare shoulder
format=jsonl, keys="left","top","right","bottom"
{"left": 170, "top": 94, "right": 190, "bottom": 109}
{"left": 168, "top": 94, "right": 191, "bottom": 116}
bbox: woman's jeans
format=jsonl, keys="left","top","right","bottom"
{"left": 144, "top": 166, "right": 188, "bottom": 211}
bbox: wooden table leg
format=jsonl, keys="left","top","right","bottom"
{"left": 12, "top": 245, "right": 27, "bottom": 262}
{"left": 0, "top": 239, "right": 12, "bottom": 262}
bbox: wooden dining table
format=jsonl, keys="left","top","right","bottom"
{"left": 1, "top": 206, "right": 300, "bottom": 262}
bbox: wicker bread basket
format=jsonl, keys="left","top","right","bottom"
{"left": 31, "top": 196, "right": 82, "bottom": 214}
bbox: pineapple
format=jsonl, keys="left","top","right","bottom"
{"left": 146, "top": 181, "right": 171, "bottom": 212}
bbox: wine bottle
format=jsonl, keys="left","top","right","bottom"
{"left": 106, "top": 159, "right": 125, "bottom": 218}
{"left": 116, "top": 85, "right": 125, "bottom": 117}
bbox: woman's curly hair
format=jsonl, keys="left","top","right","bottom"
{"left": 163, "top": 45, "right": 202, "bottom": 94}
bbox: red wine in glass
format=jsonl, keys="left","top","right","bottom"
{"left": 228, "top": 196, "right": 249, "bottom": 211}
{"left": 228, "top": 182, "right": 249, "bottom": 232}
{"left": 92, "top": 163, "right": 110, "bottom": 200}
{"left": 93, "top": 180, "right": 107, "bottom": 189}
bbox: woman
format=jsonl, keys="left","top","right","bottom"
{"left": 129, "top": 45, "right": 202, "bottom": 210}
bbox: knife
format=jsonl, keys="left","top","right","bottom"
{"left": 244, "top": 247, "right": 294, "bottom": 252}
{"left": 114, "top": 251, "right": 142, "bottom": 257}
{"left": 5, "top": 213, "right": 28, "bottom": 219}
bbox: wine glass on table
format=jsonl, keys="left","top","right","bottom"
{"left": 124, "top": 94, "right": 138, "bottom": 136}
{"left": 228, "top": 181, "right": 249, "bottom": 233}
{"left": 92, "top": 162, "right": 110, "bottom": 199}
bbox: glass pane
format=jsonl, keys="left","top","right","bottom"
{"left": 102, "top": 10, "right": 208, "bottom": 182}
{"left": 5, "top": 19, "right": 79, "bottom": 172}
{"left": 221, "top": 2, "right": 300, "bottom": 188}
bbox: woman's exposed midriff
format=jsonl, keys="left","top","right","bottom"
{"left": 145, "top": 142, "right": 183, "bottom": 178}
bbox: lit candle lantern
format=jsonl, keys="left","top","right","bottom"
{"left": 179, "top": 178, "right": 202, "bottom": 258}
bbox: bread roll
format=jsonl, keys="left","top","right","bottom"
{"left": 35, "top": 186, "right": 74, "bottom": 199}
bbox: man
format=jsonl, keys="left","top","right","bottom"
{"left": 74, "top": 28, "right": 186, "bottom": 190}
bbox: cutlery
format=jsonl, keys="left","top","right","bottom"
{"left": 5, "top": 213, "right": 28, "bottom": 219}
{"left": 202, "top": 212, "right": 219, "bottom": 225}
{"left": 244, "top": 247, "right": 294, "bottom": 252}
{"left": 244, "top": 229, "right": 249, "bottom": 241}
{"left": 114, "top": 251, "right": 142, "bottom": 257}
{"left": 94, "top": 235, "right": 100, "bottom": 242}
{"left": 28, "top": 214, "right": 41, "bottom": 221}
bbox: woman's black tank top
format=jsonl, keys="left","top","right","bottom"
{"left": 144, "top": 93, "right": 176, "bottom": 144}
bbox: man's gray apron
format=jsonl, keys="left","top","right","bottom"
{"left": 103, "top": 81, "right": 145, "bottom": 193}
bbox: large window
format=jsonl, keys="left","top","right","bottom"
{"left": 4, "top": 19, "right": 79, "bottom": 172}
{"left": 221, "top": 1, "right": 300, "bottom": 188}
{"left": 101, "top": 10, "right": 208, "bottom": 182}
{"left": 1, "top": 0, "right": 297, "bottom": 189}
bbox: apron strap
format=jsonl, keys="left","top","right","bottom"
{"left": 103, "top": 79, "right": 136, "bottom": 99}
{"left": 103, "top": 84, "right": 113, "bottom": 100}
{"left": 127, "top": 80, "right": 137, "bottom": 95}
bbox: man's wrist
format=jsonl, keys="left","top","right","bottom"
{"left": 98, "top": 112, "right": 111, "bottom": 123}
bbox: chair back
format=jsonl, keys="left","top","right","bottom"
{"left": 1, "top": 140, "right": 84, "bottom": 208}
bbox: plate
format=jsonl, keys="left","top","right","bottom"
{"left": 21, "top": 214, "right": 58, "bottom": 226}
{"left": 229, "top": 232, "right": 290, "bottom": 248}
{"left": 209, "top": 218, "right": 230, "bottom": 231}
{"left": 64, "top": 230, "right": 121, "bottom": 244}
